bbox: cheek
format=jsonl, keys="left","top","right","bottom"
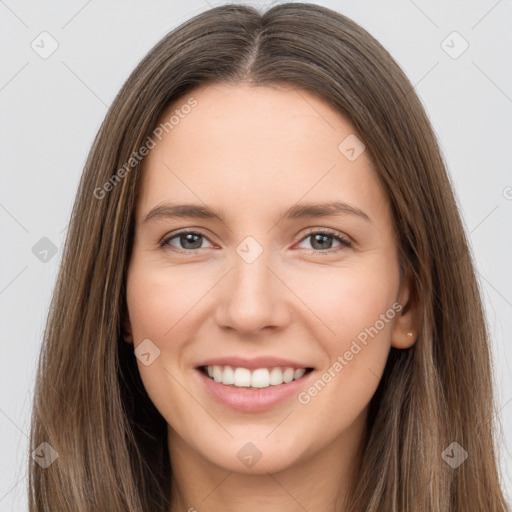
{"left": 125, "top": 263, "right": 202, "bottom": 426}
{"left": 290, "top": 257, "right": 399, "bottom": 342}
{"left": 288, "top": 261, "right": 398, "bottom": 438}
{"left": 290, "top": 259, "right": 397, "bottom": 399}
{"left": 125, "top": 264, "right": 190, "bottom": 398}
{"left": 126, "top": 261, "right": 206, "bottom": 341}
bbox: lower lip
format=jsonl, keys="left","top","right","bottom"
{"left": 196, "top": 368, "right": 314, "bottom": 413}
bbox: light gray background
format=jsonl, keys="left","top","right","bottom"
{"left": 1, "top": 0, "right": 511, "bottom": 509}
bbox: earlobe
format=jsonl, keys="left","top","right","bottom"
{"left": 391, "top": 328, "right": 417, "bottom": 349}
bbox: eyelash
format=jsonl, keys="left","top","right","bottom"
{"left": 159, "top": 228, "right": 352, "bottom": 255}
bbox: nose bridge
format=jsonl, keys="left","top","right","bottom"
{"left": 216, "top": 235, "right": 287, "bottom": 333}
{"left": 234, "top": 239, "right": 272, "bottom": 293}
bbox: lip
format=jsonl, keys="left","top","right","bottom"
{"left": 195, "top": 366, "right": 315, "bottom": 413}
{"left": 195, "top": 356, "right": 313, "bottom": 371}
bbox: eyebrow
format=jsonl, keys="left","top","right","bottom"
{"left": 143, "top": 200, "right": 371, "bottom": 224}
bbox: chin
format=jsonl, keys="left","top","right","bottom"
{"left": 197, "top": 434, "right": 308, "bottom": 475}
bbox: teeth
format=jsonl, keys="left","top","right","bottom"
{"left": 294, "top": 368, "right": 306, "bottom": 379}
{"left": 205, "top": 365, "right": 309, "bottom": 388}
{"left": 213, "top": 366, "right": 223, "bottom": 382}
{"left": 233, "top": 367, "right": 251, "bottom": 387}
{"left": 283, "top": 368, "right": 294, "bottom": 383}
{"left": 269, "top": 367, "right": 284, "bottom": 385}
{"left": 222, "top": 365, "right": 234, "bottom": 385}
{"left": 251, "top": 368, "right": 269, "bottom": 388}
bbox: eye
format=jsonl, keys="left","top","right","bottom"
{"left": 160, "top": 230, "right": 214, "bottom": 252}
{"left": 159, "top": 228, "right": 352, "bottom": 254}
{"left": 296, "top": 228, "right": 352, "bottom": 253}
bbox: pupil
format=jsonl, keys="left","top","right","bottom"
{"left": 181, "top": 233, "right": 202, "bottom": 249}
{"left": 312, "top": 234, "right": 332, "bottom": 250}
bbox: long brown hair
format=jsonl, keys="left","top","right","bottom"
{"left": 28, "top": 3, "right": 510, "bottom": 510}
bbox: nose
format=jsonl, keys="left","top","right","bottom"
{"left": 214, "top": 246, "right": 291, "bottom": 337}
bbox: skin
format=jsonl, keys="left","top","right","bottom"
{"left": 123, "top": 82, "right": 420, "bottom": 512}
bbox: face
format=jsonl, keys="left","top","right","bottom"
{"left": 124, "top": 82, "right": 416, "bottom": 475}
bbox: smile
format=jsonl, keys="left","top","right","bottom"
{"left": 195, "top": 362, "right": 316, "bottom": 413}
{"left": 201, "top": 365, "right": 314, "bottom": 389}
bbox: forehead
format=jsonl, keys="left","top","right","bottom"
{"left": 152, "top": 82, "right": 359, "bottom": 160}
{"left": 136, "top": 82, "right": 386, "bottom": 223}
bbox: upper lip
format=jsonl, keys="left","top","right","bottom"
{"left": 195, "top": 356, "right": 314, "bottom": 370}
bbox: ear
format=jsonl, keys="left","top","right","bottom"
{"left": 122, "top": 309, "right": 134, "bottom": 344}
{"left": 391, "top": 267, "right": 421, "bottom": 349}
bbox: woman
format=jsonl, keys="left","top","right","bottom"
{"left": 28, "top": 3, "right": 510, "bottom": 511}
